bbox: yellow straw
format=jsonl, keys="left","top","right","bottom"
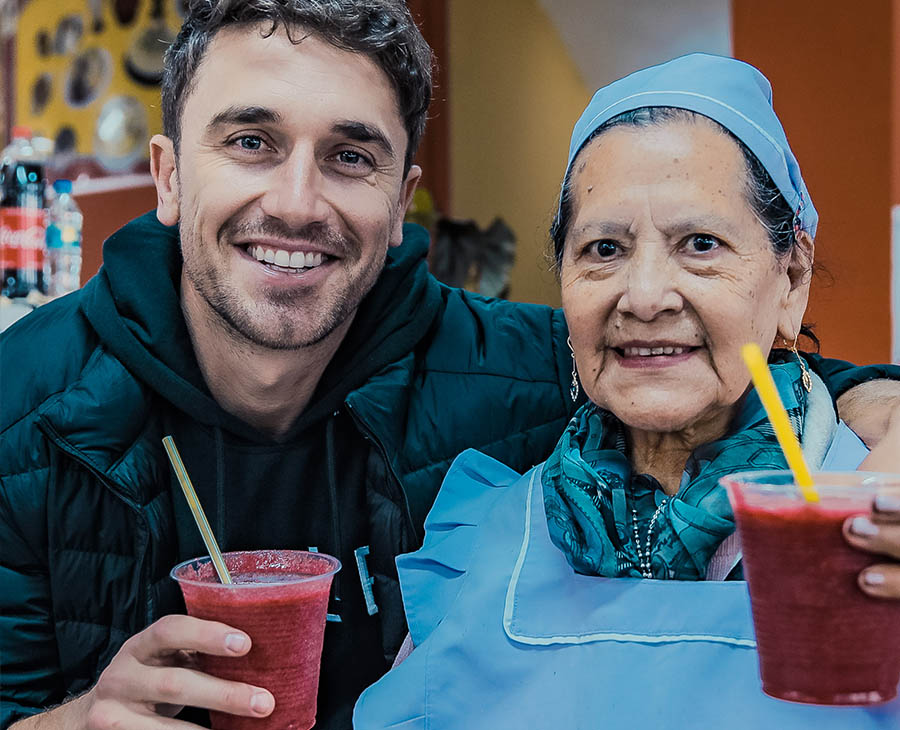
{"left": 741, "top": 343, "right": 819, "bottom": 502}
{"left": 162, "top": 436, "right": 233, "bottom": 583}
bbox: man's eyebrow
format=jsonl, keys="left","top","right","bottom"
{"left": 205, "top": 106, "right": 283, "bottom": 133}
{"left": 332, "top": 121, "right": 395, "bottom": 160}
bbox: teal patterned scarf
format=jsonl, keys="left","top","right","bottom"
{"left": 543, "top": 360, "right": 808, "bottom": 580}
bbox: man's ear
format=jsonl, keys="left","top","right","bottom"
{"left": 389, "top": 164, "right": 423, "bottom": 248}
{"left": 777, "top": 230, "right": 815, "bottom": 342}
{"left": 150, "top": 134, "right": 180, "bottom": 226}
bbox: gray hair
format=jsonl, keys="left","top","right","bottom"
{"left": 549, "top": 107, "right": 798, "bottom": 270}
{"left": 161, "top": 0, "right": 433, "bottom": 173}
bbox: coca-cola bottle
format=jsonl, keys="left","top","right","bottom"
{"left": 1, "top": 126, "right": 48, "bottom": 298}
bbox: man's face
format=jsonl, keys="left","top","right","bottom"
{"left": 155, "top": 25, "right": 419, "bottom": 349}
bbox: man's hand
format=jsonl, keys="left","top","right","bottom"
{"left": 836, "top": 379, "right": 900, "bottom": 451}
{"left": 11, "top": 615, "right": 274, "bottom": 728}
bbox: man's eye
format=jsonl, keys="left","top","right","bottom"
{"left": 234, "top": 135, "right": 264, "bottom": 151}
{"left": 335, "top": 150, "right": 373, "bottom": 168}
{"left": 687, "top": 234, "right": 720, "bottom": 253}
{"left": 330, "top": 149, "right": 375, "bottom": 177}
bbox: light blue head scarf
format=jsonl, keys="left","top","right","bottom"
{"left": 563, "top": 52, "right": 818, "bottom": 237}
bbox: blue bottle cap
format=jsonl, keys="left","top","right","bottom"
{"left": 53, "top": 179, "right": 72, "bottom": 194}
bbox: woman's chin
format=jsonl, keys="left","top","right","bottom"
{"left": 618, "top": 411, "right": 708, "bottom": 435}
{"left": 595, "top": 396, "right": 737, "bottom": 440}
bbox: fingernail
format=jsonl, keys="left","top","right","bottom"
{"left": 864, "top": 571, "right": 886, "bottom": 586}
{"left": 850, "top": 516, "right": 879, "bottom": 537}
{"left": 225, "top": 633, "right": 248, "bottom": 653}
{"left": 875, "top": 494, "right": 900, "bottom": 512}
{"left": 250, "top": 691, "right": 274, "bottom": 715}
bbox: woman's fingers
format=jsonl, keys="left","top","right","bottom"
{"left": 844, "top": 506, "right": 900, "bottom": 598}
{"left": 855, "top": 563, "right": 900, "bottom": 599}
{"left": 871, "top": 494, "right": 900, "bottom": 523}
{"left": 844, "top": 514, "right": 900, "bottom": 561}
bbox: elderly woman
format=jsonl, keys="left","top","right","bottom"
{"left": 353, "top": 54, "right": 900, "bottom": 729}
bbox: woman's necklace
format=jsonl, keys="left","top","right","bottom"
{"left": 632, "top": 497, "right": 669, "bottom": 578}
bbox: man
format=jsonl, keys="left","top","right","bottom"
{"left": 1, "top": 1, "right": 898, "bottom": 728}
{"left": 1, "top": 3, "right": 573, "bottom": 728}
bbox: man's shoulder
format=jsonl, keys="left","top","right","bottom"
{"left": 0, "top": 284, "right": 153, "bottom": 454}
{"left": 423, "top": 286, "right": 569, "bottom": 383}
{"left": 0, "top": 300, "right": 160, "bottom": 514}
{"left": 0, "top": 290, "right": 99, "bottom": 431}
{"left": 380, "top": 288, "right": 572, "bottom": 493}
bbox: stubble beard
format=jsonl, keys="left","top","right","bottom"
{"left": 180, "top": 215, "right": 387, "bottom": 351}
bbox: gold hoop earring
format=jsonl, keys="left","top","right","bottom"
{"left": 790, "top": 332, "right": 813, "bottom": 393}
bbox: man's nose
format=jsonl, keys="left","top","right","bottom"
{"left": 615, "top": 248, "right": 684, "bottom": 321}
{"left": 258, "top": 148, "right": 331, "bottom": 227}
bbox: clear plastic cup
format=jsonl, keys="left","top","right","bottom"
{"left": 171, "top": 549, "right": 341, "bottom": 729}
{"left": 722, "top": 471, "right": 900, "bottom": 705}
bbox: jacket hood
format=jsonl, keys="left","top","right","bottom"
{"left": 81, "top": 211, "right": 441, "bottom": 442}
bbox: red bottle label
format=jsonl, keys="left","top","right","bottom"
{"left": 0, "top": 207, "right": 47, "bottom": 270}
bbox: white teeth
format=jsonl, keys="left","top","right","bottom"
{"left": 247, "top": 245, "right": 326, "bottom": 270}
{"left": 623, "top": 346, "right": 690, "bottom": 357}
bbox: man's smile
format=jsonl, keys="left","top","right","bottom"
{"left": 245, "top": 244, "right": 329, "bottom": 270}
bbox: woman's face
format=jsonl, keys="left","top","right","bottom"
{"left": 560, "top": 119, "right": 810, "bottom": 436}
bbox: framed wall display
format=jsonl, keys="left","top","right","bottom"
{"left": 9, "top": 0, "right": 182, "bottom": 178}
{"left": 2, "top": 0, "right": 17, "bottom": 144}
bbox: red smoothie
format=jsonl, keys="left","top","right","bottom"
{"left": 725, "top": 472, "right": 900, "bottom": 705}
{"left": 172, "top": 550, "right": 340, "bottom": 729}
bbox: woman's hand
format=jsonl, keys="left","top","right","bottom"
{"left": 844, "top": 496, "right": 900, "bottom": 599}
{"left": 842, "top": 402, "right": 900, "bottom": 599}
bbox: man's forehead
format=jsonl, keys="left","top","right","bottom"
{"left": 184, "top": 23, "right": 405, "bottom": 140}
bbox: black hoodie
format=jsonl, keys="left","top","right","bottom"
{"left": 82, "top": 212, "right": 442, "bottom": 729}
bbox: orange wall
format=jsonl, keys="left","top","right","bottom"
{"left": 75, "top": 184, "right": 159, "bottom": 285}
{"left": 732, "top": 0, "right": 894, "bottom": 364}
{"left": 894, "top": 0, "right": 900, "bottom": 208}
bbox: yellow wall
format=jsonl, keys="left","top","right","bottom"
{"left": 448, "top": 0, "right": 590, "bottom": 306}
{"left": 15, "top": 0, "right": 177, "bottom": 157}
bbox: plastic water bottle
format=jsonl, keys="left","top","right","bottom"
{"left": 45, "top": 179, "right": 82, "bottom": 297}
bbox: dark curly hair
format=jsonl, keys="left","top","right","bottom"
{"left": 161, "top": 0, "right": 433, "bottom": 173}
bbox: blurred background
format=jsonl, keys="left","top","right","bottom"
{"left": 1, "top": 0, "right": 898, "bottom": 363}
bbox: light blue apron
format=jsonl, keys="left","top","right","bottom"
{"left": 354, "top": 425, "right": 896, "bottom": 729}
